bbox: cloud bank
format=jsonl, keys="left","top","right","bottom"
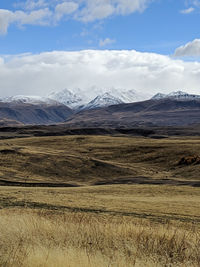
{"left": 0, "top": 0, "right": 152, "bottom": 34}
{"left": 1, "top": 49, "right": 200, "bottom": 97}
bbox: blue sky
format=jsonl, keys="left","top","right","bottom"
{"left": 1, "top": 0, "right": 200, "bottom": 97}
{"left": 0, "top": 0, "right": 200, "bottom": 55}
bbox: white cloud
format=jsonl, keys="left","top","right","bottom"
{"left": 0, "top": 0, "right": 153, "bottom": 34}
{"left": 76, "top": 1, "right": 115, "bottom": 22}
{"left": 76, "top": 0, "right": 150, "bottom": 22}
{"left": 115, "top": 0, "right": 150, "bottom": 15}
{"left": 174, "top": 39, "right": 200, "bottom": 57}
{"left": 55, "top": 2, "right": 79, "bottom": 22}
{"left": 15, "top": 8, "right": 52, "bottom": 25}
{"left": 23, "top": 0, "right": 48, "bottom": 10}
{"left": 0, "top": 10, "right": 14, "bottom": 34}
{"left": 0, "top": 8, "right": 52, "bottom": 34}
{"left": 99, "top": 38, "right": 115, "bottom": 47}
{"left": 180, "top": 7, "right": 194, "bottom": 14}
{"left": 1, "top": 50, "right": 200, "bottom": 97}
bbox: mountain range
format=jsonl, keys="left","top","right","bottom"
{"left": 65, "top": 97, "right": 200, "bottom": 128}
{"left": 48, "top": 88, "right": 149, "bottom": 109}
{"left": 0, "top": 88, "right": 148, "bottom": 110}
{"left": 0, "top": 89, "right": 200, "bottom": 126}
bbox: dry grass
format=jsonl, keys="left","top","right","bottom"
{"left": 0, "top": 208, "right": 199, "bottom": 267}
{"left": 0, "top": 135, "right": 199, "bottom": 266}
{"left": 0, "top": 185, "right": 200, "bottom": 223}
{"left": 0, "top": 184, "right": 199, "bottom": 266}
{"left": 0, "top": 135, "right": 200, "bottom": 184}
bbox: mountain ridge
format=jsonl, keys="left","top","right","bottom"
{"left": 80, "top": 92, "right": 123, "bottom": 110}
{"left": 47, "top": 88, "right": 149, "bottom": 110}
{"left": 0, "top": 95, "right": 60, "bottom": 106}
{"left": 152, "top": 91, "right": 200, "bottom": 100}
{"left": 1, "top": 90, "right": 200, "bottom": 126}
{"left": 0, "top": 101, "right": 73, "bottom": 125}
{"left": 65, "top": 97, "right": 200, "bottom": 127}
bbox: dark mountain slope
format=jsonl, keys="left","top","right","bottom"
{"left": 0, "top": 102, "right": 73, "bottom": 125}
{"left": 65, "top": 99, "right": 200, "bottom": 127}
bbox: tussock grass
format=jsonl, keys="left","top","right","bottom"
{"left": 0, "top": 135, "right": 199, "bottom": 266}
{"left": 0, "top": 135, "right": 200, "bottom": 184}
{"left": 0, "top": 209, "right": 199, "bottom": 267}
{"left": 0, "top": 184, "right": 200, "bottom": 223}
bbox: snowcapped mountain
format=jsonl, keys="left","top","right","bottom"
{"left": 48, "top": 87, "right": 150, "bottom": 110}
{"left": 168, "top": 91, "right": 200, "bottom": 99}
{"left": 81, "top": 92, "right": 123, "bottom": 110}
{"left": 108, "top": 88, "right": 149, "bottom": 103}
{"left": 0, "top": 95, "right": 59, "bottom": 105}
{"left": 0, "top": 87, "right": 150, "bottom": 111}
{"left": 152, "top": 91, "right": 200, "bottom": 100}
{"left": 48, "top": 89, "right": 84, "bottom": 109}
{"left": 80, "top": 89, "right": 150, "bottom": 110}
{"left": 151, "top": 93, "right": 167, "bottom": 100}
{"left": 80, "top": 89, "right": 149, "bottom": 110}
{"left": 0, "top": 95, "right": 73, "bottom": 125}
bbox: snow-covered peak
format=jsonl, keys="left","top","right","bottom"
{"left": 152, "top": 93, "right": 167, "bottom": 100}
{"left": 152, "top": 91, "right": 200, "bottom": 100}
{"left": 168, "top": 91, "right": 189, "bottom": 97}
{"left": 48, "top": 89, "right": 84, "bottom": 109}
{"left": 48, "top": 87, "right": 149, "bottom": 110}
{"left": 120, "top": 89, "right": 149, "bottom": 103}
{"left": 0, "top": 95, "right": 59, "bottom": 105}
{"left": 47, "top": 87, "right": 152, "bottom": 110}
{"left": 98, "top": 88, "right": 149, "bottom": 103}
{"left": 81, "top": 92, "right": 123, "bottom": 110}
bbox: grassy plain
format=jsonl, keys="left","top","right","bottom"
{"left": 0, "top": 135, "right": 200, "bottom": 184}
{"left": 0, "top": 135, "right": 199, "bottom": 266}
{"left": 0, "top": 185, "right": 200, "bottom": 266}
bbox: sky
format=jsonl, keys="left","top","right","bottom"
{"left": 0, "top": 0, "right": 200, "bottom": 97}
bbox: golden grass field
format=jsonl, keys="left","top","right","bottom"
{"left": 0, "top": 135, "right": 200, "bottom": 184}
{"left": 0, "top": 135, "right": 199, "bottom": 266}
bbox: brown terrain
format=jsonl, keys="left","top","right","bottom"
{"left": 0, "top": 134, "right": 199, "bottom": 186}
{"left": 0, "top": 129, "right": 199, "bottom": 266}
